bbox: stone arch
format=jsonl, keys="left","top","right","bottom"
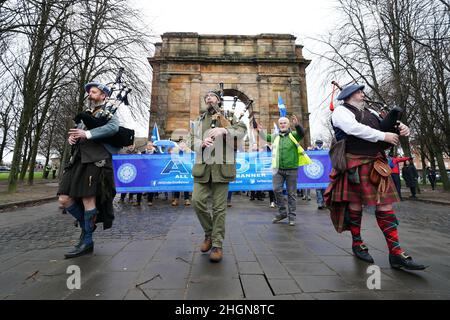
{"left": 222, "top": 89, "right": 252, "bottom": 106}
{"left": 149, "top": 32, "right": 312, "bottom": 147}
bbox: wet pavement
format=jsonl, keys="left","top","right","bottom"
{"left": 0, "top": 193, "right": 449, "bottom": 300}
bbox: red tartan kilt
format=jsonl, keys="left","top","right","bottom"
{"left": 327, "top": 160, "right": 400, "bottom": 206}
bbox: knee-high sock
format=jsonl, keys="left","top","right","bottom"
{"left": 66, "top": 202, "right": 85, "bottom": 230}
{"left": 375, "top": 210, "right": 402, "bottom": 255}
{"left": 348, "top": 209, "right": 363, "bottom": 247}
{"left": 83, "top": 208, "right": 97, "bottom": 245}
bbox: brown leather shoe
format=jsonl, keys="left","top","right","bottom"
{"left": 200, "top": 235, "right": 212, "bottom": 252}
{"left": 171, "top": 199, "right": 179, "bottom": 206}
{"left": 209, "top": 247, "right": 223, "bottom": 262}
{"left": 184, "top": 199, "right": 191, "bottom": 206}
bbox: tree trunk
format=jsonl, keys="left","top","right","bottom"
{"left": 0, "top": 127, "right": 7, "bottom": 165}
{"left": 19, "top": 130, "right": 32, "bottom": 181}
{"left": 432, "top": 143, "right": 450, "bottom": 190}
{"left": 27, "top": 23, "right": 65, "bottom": 186}
{"left": 8, "top": 1, "right": 52, "bottom": 192}
{"left": 420, "top": 150, "right": 427, "bottom": 186}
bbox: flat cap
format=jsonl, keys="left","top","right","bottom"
{"left": 85, "top": 81, "right": 112, "bottom": 97}
{"left": 204, "top": 90, "right": 221, "bottom": 102}
{"left": 337, "top": 84, "right": 365, "bottom": 101}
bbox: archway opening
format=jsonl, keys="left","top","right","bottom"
{"left": 221, "top": 89, "right": 255, "bottom": 149}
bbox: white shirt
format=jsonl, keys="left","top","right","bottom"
{"left": 331, "top": 105, "right": 386, "bottom": 143}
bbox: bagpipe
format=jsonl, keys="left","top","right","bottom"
{"left": 327, "top": 81, "right": 404, "bottom": 172}
{"left": 74, "top": 68, "right": 135, "bottom": 148}
{"left": 331, "top": 81, "right": 403, "bottom": 137}
{"left": 211, "top": 82, "right": 258, "bottom": 129}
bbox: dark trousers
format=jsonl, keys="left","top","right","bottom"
{"left": 121, "top": 193, "right": 154, "bottom": 203}
{"left": 139, "top": 193, "right": 154, "bottom": 203}
{"left": 410, "top": 187, "right": 417, "bottom": 197}
{"left": 120, "top": 193, "right": 133, "bottom": 201}
{"left": 268, "top": 191, "right": 275, "bottom": 203}
{"left": 250, "top": 191, "right": 264, "bottom": 200}
{"left": 428, "top": 177, "right": 436, "bottom": 190}
{"left": 391, "top": 173, "right": 402, "bottom": 199}
{"left": 174, "top": 192, "right": 189, "bottom": 200}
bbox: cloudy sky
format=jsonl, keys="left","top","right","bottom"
{"left": 130, "top": 0, "right": 340, "bottom": 141}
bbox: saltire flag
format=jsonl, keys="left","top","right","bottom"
{"left": 278, "top": 92, "right": 287, "bottom": 117}
{"left": 151, "top": 122, "right": 162, "bottom": 153}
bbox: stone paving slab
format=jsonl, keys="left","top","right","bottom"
{"left": 0, "top": 193, "right": 449, "bottom": 300}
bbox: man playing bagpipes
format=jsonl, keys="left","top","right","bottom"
{"left": 58, "top": 81, "right": 122, "bottom": 259}
{"left": 190, "top": 89, "right": 247, "bottom": 263}
{"left": 324, "top": 84, "right": 427, "bottom": 270}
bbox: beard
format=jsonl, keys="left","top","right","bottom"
{"left": 88, "top": 97, "right": 104, "bottom": 108}
{"left": 349, "top": 99, "right": 364, "bottom": 110}
{"left": 207, "top": 103, "right": 218, "bottom": 114}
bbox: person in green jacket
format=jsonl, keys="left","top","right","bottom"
{"left": 190, "top": 90, "right": 247, "bottom": 262}
{"left": 257, "top": 115, "right": 306, "bottom": 226}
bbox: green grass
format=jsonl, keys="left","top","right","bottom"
{"left": 0, "top": 171, "right": 45, "bottom": 181}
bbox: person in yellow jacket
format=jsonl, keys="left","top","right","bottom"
{"left": 257, "top": 115, "right": 310, "bottom": 226}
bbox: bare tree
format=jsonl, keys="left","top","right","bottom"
{"left": 311, "top": 0, "right": 450, "bottom": 190}
{"left": 1, "top": 0, "right": 155, "bottom": 191}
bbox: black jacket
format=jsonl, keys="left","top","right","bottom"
{"left": 402, "top": 165, "right": 418, "bottom": 188}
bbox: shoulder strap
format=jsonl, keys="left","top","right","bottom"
{"left": 273, "top": 134, "right": 280, "bottom": 145}
{"left": 288, "top": 132, "right": 300, "bottom": 146}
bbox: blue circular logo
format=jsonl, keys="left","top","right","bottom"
{"left": 303, "top": 159, "right": 324, "bottom": 180}
{"left": 118, "top": 163, "right": 137, "bottom": 184}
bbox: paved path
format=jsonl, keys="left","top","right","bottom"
{"left": 0, "top": 194, "right": 449, "bottom": 300}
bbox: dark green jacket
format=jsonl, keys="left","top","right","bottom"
{"left": 190, "top": 111, "right": 247, "bottom": 183}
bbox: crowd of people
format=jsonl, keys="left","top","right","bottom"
{"left": 57, "top": 80, "right": 428, "bottom": 272}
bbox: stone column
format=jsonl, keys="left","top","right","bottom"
{"left": 157, "top": 74, "right": 170, "bottom": 138}
{"left": 190, "top": 76, "right": 201, "bottom": 122}
{"left": 298, "top": 65, "right": 311, "bottom": 147}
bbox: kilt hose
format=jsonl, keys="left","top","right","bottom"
{"left": 325, "top": 153, "right": 403, "bottom": 255}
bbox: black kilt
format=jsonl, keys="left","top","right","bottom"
{"left": 58, "top": 151, "right": 116, "bottom": 229}
{"left": 58, "top": 158, "right": 113, "bottom": 198}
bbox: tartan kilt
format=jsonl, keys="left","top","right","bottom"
{"left": 58, "top": 157, "right": 114, "bottom": 199}
{"left": 327, "top": 155, "right": 399, "bottom": 206}
{"left": 324, "top": 153, "right": 399, "bottom": 233}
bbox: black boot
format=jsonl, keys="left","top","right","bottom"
{"left": 74, "top": 225, "right": 96, "bottom": 249}
{"left": 389, "top": 252, "right": 428, "bottom": 270}
{"left": 352, "top": 244, "right": 374, "bottom": 263}
{"left": 65, "top": 243, "right": 94, "bottom": 259}
{"left": 74, "top": 229, "right": 85, "bottom": 249}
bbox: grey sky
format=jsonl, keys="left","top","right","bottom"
{"left": 7, "top": 0, "right": 340, "bottom": 164}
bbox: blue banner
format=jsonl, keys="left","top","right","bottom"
{"left": 112, "top": 151, "right": 331, "bottom": 193}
